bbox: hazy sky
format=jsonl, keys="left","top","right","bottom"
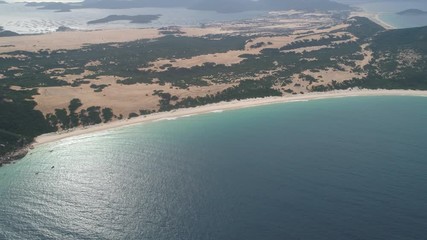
{"left": 7, "top": 0, "right": 413, "bottom": 3}
{"left": 5, "top": 0, "right": 407, "bottom": 2}
{"left": 10, "top": 0, "right": 80, "bottom": 2}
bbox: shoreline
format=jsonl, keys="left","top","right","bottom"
{"left": 372, "top": 13, "right": 396, "bottom": 30}
{"left": 350, "top": 11, "right": 396, "bottom": 30}
{"left": 0, "top": 7, "right": 415, "bottom": 164}
{"left": 34, "top": 89, "right": 427, "bottom": 147}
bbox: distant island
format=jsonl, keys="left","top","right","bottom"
{"left": 87, "top": 15, "right": 161, "bottom": 25}
{"left": 0, "top": 26, "right": 19, "bottom": 37}
{"left": 56, "top": 26, "right": 75, "bottom": 32}
{"left": 55, "top": 9, "right": 71, "bottom": 13}
{"left": 397, "top": 9, "right": 427, "bottom": 16}
{"left": 25, "top": 2, "right": 71, "bottom": 12}
{"left": 0, "top": 1, "right": 8, "bottom": 4}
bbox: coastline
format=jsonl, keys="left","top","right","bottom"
{"left": 372, "top": 13, "right": 396, "bottom": 30}
{"left": 0, "top": 7, "right": 417, "bottom": 164}
{"left": 350, "top": 11, "right": 396, "bottom": 30}
{"left": 34, "top": 89, "right": 427, "bottom": 147}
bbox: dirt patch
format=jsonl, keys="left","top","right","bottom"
{"left": 54, "top": 70, "right": 97, "bottom": 84}
{"left": 181, "top": 27, "right": 235, "bottom": 37}
{"left": 304, "top": 66, "right": 366, "bottom": 86}
{"left": 33, "top": 76, "right": 234, "bottom": 116}
{"left": 0, "top": 54, "right": 29, "bottom": 60}
{"left": 0, "top": 28, "right": 162, "bottom": 53}
{"left": 85, "top": 60, "right": 102, "bottom": 67}
{"left": 143, "top": 36, "right": 294, "bottom": 72}
{"left": 357, "top": 43, "right": 373, "bottom": 69}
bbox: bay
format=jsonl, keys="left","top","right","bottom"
{"left": 1, "top": 96, "right": 427, "bottom": 239}
{"left": 0, "top": 3, "right": 265, "bottom": 34}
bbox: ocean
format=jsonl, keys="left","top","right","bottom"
{"left": 344, "top": 0, "right": 427, "bottom": 28}
{"left": 1, "top": 96, "right": 427, "bottom": 239}
{"left": 0, "top": 3, "right": 265, "bottom": 34}
{"left": 2, "top": 1, "right": 426, "bottom": 34}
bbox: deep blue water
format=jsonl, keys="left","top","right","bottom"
{"left": 1, "top": 96, "right": 427, "bottom": 239}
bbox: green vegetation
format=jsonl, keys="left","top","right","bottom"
{"left": 343, "top": 17, "right": 384, "bottom": 42}
{"left": 324, "top": 25, "right": 427, "bottom": 91}
{"left": 0, "top": 35, "right": 249, "bottom": 88}
{"left": 45, "top": 99, "right": 115, "bottom": 130}
{"left": 173, "top": 80, "right": 282, "bottom": 109}
{"left": 90, "top": 84, "right": 109, "bottom": 92}
{"left": 281, "top": 34, "right": 352, "bottom": 50}
{"left": 0, "top": 34, "right": 251, "bottom": 159}
{"left": 2, "top": 16, "right": 427, "bottom": 159}
{"left": 0, "top": 87, "right": 54, "bottom": 156}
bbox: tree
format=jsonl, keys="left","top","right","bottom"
{"left": 128, "top": 112, "right": 139, "bottom": 119}
{"left": 102, "top": 108, "right": 114, "bottom": 123}
{"left": 54, "top": 108, "right": 69, "bottom": 129}
{"left": 87, "top": 106, "right": 102, "bottom": 124}
{"left": 68, "top": 98, "right": 82, "bottom": 113}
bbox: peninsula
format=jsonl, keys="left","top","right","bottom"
{"left": 397, "top": 9, "right": 427, "bottom": 15}
{"left": 1, "top": 9, "right": 427, "bottom": 164}
{"left": 87, "top": 15, "right": 161, "bottom": 25}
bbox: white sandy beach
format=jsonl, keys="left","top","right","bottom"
{"left": 350, "top": 11, "right": 395, "bottom": 30}
{"left": 34, "top": 89, "right": 427, "bottom": 147}
{"left": 0, "top": 28, "right": 162, "bottom": 53}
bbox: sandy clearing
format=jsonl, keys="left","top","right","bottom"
{"left": 54, "top": 69, "right": 97, "bottom": 84}
{"left": 7, "top": 66, "right": 23, "bottom": 71}
{"left": 181, "top": 27, "right": 235, "bottom": 37}
{"left": 282, "top": 45, "right": 332, "bottom": 54}
{"left": 45, "top": 68, "right": 66, "bottom": 75}
{"left": 0, "top": 28, "right": 162, "bottom": 53}
{"left": 143, "top": 35, "right": 294, "bottom": 71}
{"left": 304, "top": 66, "right": 365, "bottom": 86}
{"left": 282, "top": 33, "right": 357, "bottom": 54}
{"left": 357, "top": 43, "right": 373, "bottom": 69}
{"left": 288, "top": 74, "right": 310, "bottom": 93}
{"left": 85, "top": 60, "right": 102, "bottom": 67}
{"left": 0, "top": 54, "right": 29, "bottom": 60}
{"left": 9, "top": 86, "right": 24, "bottom": 91}
{"left": 293, "top": 23, "right": 350, "bottom": 35}
{"left": 34, "top": 76, "right": 161, "bottom": 116}
{"left": 34, "top": 76, "right": 234, "bottom": 116}
{"left": 143, "top": 27, "right": 358, "bottom": 71}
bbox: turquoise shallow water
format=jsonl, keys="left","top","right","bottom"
{"left": 1, "top": 96, "right": 427, "bottom": 239}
